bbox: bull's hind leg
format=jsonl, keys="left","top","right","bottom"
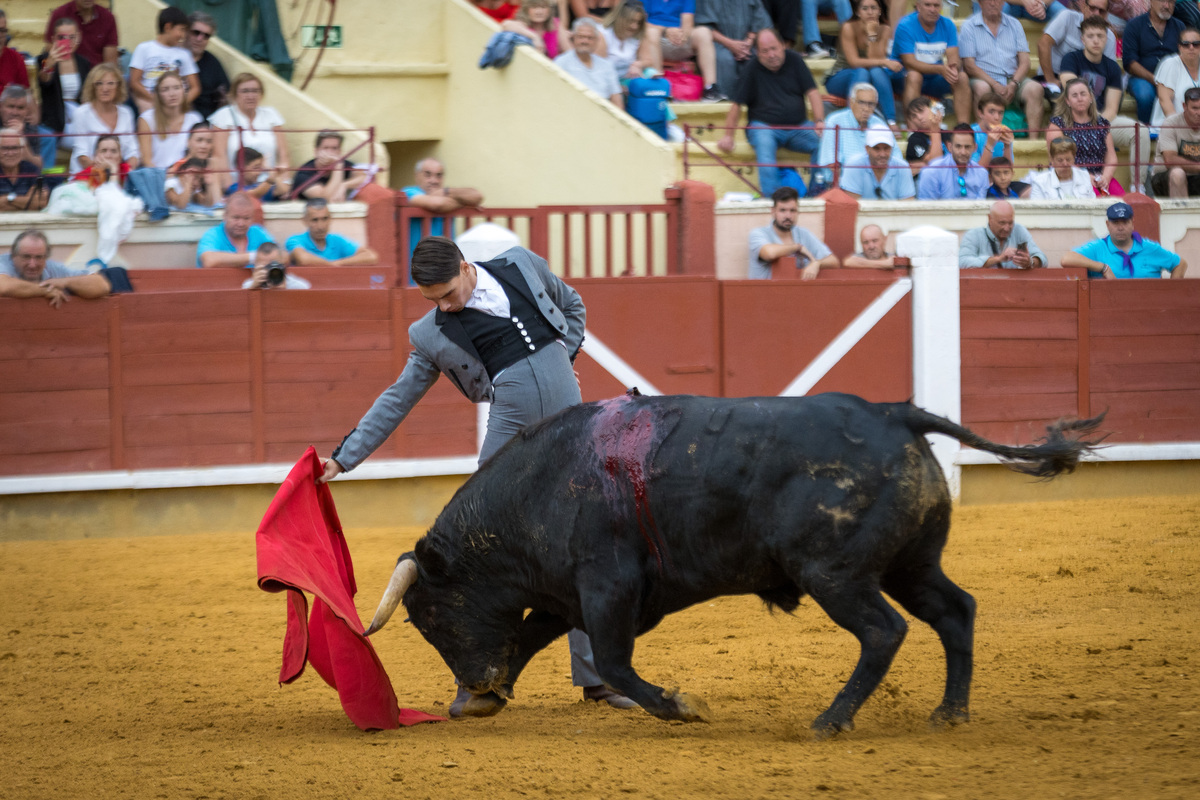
{"left": 882, "top": 565, "right": 976, "bottom": 728}
{"left": 806, "top": 581, "right": 909, "bottom": 739}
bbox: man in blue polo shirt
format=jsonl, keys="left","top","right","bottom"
{"left": 840, "top": 125, "right": 917, "bottom": 199}
{"left": 196, "top": 191, "right": 274, "bottom": 268}
{"left": 893, "top": 0, "right": 972, "bottom": 120}
{"left": 287, "top": 199, "right": 379, "bottom": 266}
{"left": 1061, "top": 202, "right": 1189, "bottom": 278}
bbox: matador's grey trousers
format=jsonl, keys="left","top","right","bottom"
{"left": 477, "top": 344, "right": 602, "bottom": 688}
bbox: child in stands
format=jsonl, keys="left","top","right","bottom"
{"left": 986, "top": 156, "right": 1031, "bottom": 198}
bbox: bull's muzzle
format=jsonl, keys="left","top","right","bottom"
{"left": 364, "top": 558, "right": 417, "bottom": 636}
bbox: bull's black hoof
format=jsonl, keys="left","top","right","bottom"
{"left": 661, "top": 688, "right": 711, "bottom": 722}
{"left": 928, "top": 704, "right": 969, "bottom": 729}
{"left": 811, "top": 715, "right": 854, "bottom": 740}
{"left": 449, "top": 689, "right": 507, "bottom": 719}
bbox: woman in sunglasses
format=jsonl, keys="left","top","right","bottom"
{"left": 1152, "top": 26, "right": 1200, "bottom": 128}
{"left": 37, "top": 17, "right": 90, "bottom": 152}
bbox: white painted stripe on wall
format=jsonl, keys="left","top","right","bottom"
{"left": 0, "top": 456, "right": 480, "bottom": 496}
{"left": 778, "top": 278, "right": 912, "bottom": 398}
{"left": 581, "top": 330, "right": 663, "bottom": 396}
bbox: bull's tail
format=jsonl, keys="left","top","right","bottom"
{"left": 901, "top": 405, "right": 1107, "bottom": 478}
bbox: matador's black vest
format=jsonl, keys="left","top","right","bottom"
{"left": 457, "top": 268, "right": 558, "bottom": 380}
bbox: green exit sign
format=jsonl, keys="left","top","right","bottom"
{"left": 301, "top": 25, "right": 343, "bottom": 48}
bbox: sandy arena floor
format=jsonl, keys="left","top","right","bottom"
{"left": 1, "top": 494, "right": 1198, "bottom": 799}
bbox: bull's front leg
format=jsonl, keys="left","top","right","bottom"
{"left": 578, "top": 585, "right": 711, "bottom": 722}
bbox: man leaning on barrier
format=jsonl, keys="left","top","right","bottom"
{"left": 747, "top": 186, "right": 840, "bottom": 279}
{"left": 959, "top": 200, "right": 1047, "bottom": 270}
{"left": 1061, "top": 201, "right": 1189, "bottom": 278}
{"left": 0, "top": 228, "right": 128, "bottom": 306}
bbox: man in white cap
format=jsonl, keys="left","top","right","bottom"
{"left": 813, "top": 82, "right": 886, "bottom": 186}
{"left": 839, "top": 125, "right": 916, "bottom": 200}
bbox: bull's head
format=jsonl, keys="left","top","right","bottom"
{"left": 365, "top": 544, "right": 520, "bottom": 698}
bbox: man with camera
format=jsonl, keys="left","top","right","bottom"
{"left": 242, "top": 241, "right": 310, "bottom": 290}
{"left": 196, "top": 191, "right": 272, "bottom": 268}
{"left": 0, "top": 127, "right": 48, "bottom": 211}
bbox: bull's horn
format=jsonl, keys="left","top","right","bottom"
{"left": 364, "top": 558, "right": 418, "bottom": 636}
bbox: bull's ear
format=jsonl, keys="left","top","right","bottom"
{"left": 414, "top": 537, "right": 450, "bottom": 577}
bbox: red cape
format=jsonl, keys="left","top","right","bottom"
{"left": 255, "top": 447, "right": 445, "bottom": 730}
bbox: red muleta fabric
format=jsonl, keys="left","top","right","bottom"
{"left": 255, "top": 446, "right": 445, "bottom": 730}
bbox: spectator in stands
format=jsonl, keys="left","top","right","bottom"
{"left": 961, "top": 0, "right": 1046, "bottom": 135}
{"left": 1046, "top": 78, "right": 1124, "bottom": 194}
{"left": 717, "top": 27, "right": 825, "bottom": 197}
{"left": 987, "top": 155, "right": 1033, "bottom": 196}
{"left": 474, "top": 0, "right": 522, "bottom": 22}
{"left": 1005, "top": 0, "right": 1068, "bottom": 22}
{"left": 0, "top": 10, "right": 28, "bottom": 97}
{"left": 800, "top": 0, "right": 852, "bottom": 59}
{"left": 748, "top": 186, "right": 839, "bottom": 279}
{"left": 72, "top": 133, "right": 127, "bottom": 187}
{"left": 844, "top": 223, "right": 903, "bottom": 268}
{"left": 1153, "top": 25, "right": 1200, "bottom": 126}
{"left": 893, "top": 0, "right": 972, "bottom": 119}
{"left": 287, "top": 198, "right": 380, "bottom": 266}
{"left": 403, "top": 157, "right": 484, "bottom": 253}
{"left": 597, "top": 0, "right": 647, "bottom": 79}
{"left": 1124, "top": 0, "right": 1185, "bottom": 123}
{"left": 760, "top": 0, "right": 799, "bottom": 47}
{"left": 918, "top": 124, "right": 991, "bottom": 198}
{"left": 187, "top": 12, "right": 229, "bottom": 120}
{"left": 37, "top": 17, "right": 90, "bottom": 158}
{"left": 0, "top": 229, "right": 117, "bottom": 306}
{"left": 129, "top": 7, "right": 200, "bottom": 115}
{"left": 0, "top": 88, "right": 50, "bottom": 170}
{"left": 903, "top": 96, "right": 947, "bottom": 176}
{"left": 0, "top": 128, "right": 48, "bottom": 211}
{"left": 1060, "top": 16, "right": 1152, "bottom": 189}
{"left": 164, "top": 125, "right": 223, "bottom": 210}
{"left": 1107, "top": 0, "right": 1148, "bottom": 34}
{"left": 503, "top": 0, "right": 570, "bottom": 58}
{"left": 70, "top": 63, "right": 138, "bottom": 174}
{"left": 135, "top": 71, "right": 203, "bottom": 169}
{"left": 1061, "top": 200, "right": 1188, "bottom": 276}
{"left": 43, "top": 0, "right": 118, "bottom": 66}
{"left": 816, "top": 82, "right": 886, "bottom": 183}
{"left": 572, "top": 0, "right": 616, "bottom": 20}
{"left": 197, "top": 192, "right": 273, "bottom": 268}
{"left": 971, "top": 92, "right": 1015, "bottom": 165}
{"left": 696, "top": 0, "right": 773, "bottom": 98}
{"left": 223, "top": 147, "right": 283, "bottom": 201}
{"left": 1028, "top": 135, "right": 1098, "bottom": 195}
{"left": 555, "top": 18, "right": 625, "bottom": 108}
{"left": 1039, "top": 0, "right": 1118, "bottom": 93}
{"left": 210, "top": 73, "right": 291, "bottom": 188}
{"left": 824, "top": 0, "right": 903, "bottom": 124}
{"left": 1150, "top": 85, "right": 1200, "bottom": 194}
{"left": 840, "top": 123, "right": 917, "bottom": 198}
{"left": 641, "top": 0, "right": 724, "bottom": 100}
{"left": 959, "top": 200, "right": 1047, "bottom": 269}
{"left": 243, "top": 241, "right": 310, "bottom": 290}
{"left": 291, "top": 130, "right": 366, "bottom": 202}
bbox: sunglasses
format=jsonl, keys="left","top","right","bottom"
{"left": 191, "top": 29, "right": 212, "bottom": 39}
{"left": 957, "top": 175, "right": 968, "bottom": 197}
{"left": 1181, "top": 40, "right": 1200, "bottom": 48}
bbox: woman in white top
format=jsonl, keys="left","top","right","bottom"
{"left": 136, "top": 71, "right": 204, "bottom": 169}
{"left": 596, "top": 0, "right": 647, "bottom": 79}
{"left": 68, "top": 63, "right": 140, "bottom": 174}
{"left": 209, "top": 73, "right": 290, "bottom": 189}
{"left": 1029, "top": 137, "right": 1096, "bottom": 200}
{"left": 1152, "top": 28, "right": 1200, "bottom": 127}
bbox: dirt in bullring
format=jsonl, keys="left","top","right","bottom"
{"left": 1, "top": 495, "right": 1197, "bottom": 799}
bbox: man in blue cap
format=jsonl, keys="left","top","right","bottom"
{"left": 1061, "top": 202, "right": 1189, "bottom": 279}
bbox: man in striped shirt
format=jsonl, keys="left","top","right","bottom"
{"left": 960, "top": 0, "right": 1047, "bottom": 132}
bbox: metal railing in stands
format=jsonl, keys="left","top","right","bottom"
{"left": 681, "top": 121, "right": 1162, "bottom": 195}
{"left": 396, "top": 189, "right": 682, "bottom": 279}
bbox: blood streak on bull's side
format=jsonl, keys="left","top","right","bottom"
{"left": 591, "top": 394, "right": 672, "bottom": 573}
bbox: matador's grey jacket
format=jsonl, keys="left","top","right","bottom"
{"left": 331, "top": 246, "right": 585, "bottom": 471}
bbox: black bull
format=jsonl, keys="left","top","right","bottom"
{"left": 366, "top": 392, "right": 1103, "bottom": 736}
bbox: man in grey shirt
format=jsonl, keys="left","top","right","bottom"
{"left": 748, "top": 186, "right": 839, "bottom": 279}
{"left": 553, "top": 18, "right": 623, "bottom": 109}
{"left": 0, "top": 229, "right": 116, "bottom": 307}
{"left": 696, "top": 0, "right": 774, "bottom": 97}
{"left": 958, "top": 200, "right": 1047, "bottom": 269}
